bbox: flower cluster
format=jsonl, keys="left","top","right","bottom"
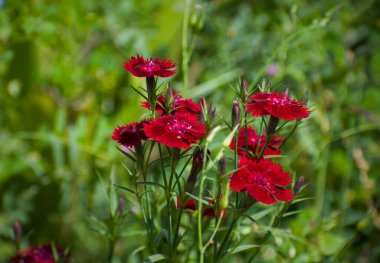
{"left": 112, "top": 55, "right": 205, "bottom": 150}
{"left": 229, "top": 87, "right": 309, "bottom": 204}
{"left": 112, "top": 54, "right": 310, "bottom": 261}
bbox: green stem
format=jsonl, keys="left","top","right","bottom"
{"left": 107, "top": 239, "right": 115, "bottom": 263}
{"left": 182, "top": 0, "right": 192, "bottom": 91}
{"left": 248, "top": 202, "right": 291, "bottom": 262}
{"left": 215, "top": 216, "right": 239, "bottom": 262}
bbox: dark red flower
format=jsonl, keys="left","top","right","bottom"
{"left": 229, "top": 127, "right": 283, "bottom": 157}
{"left": 203, "top": 198, "right": 227, "bottom": 218}
{"left": 245, "top": 91, "right": 310, "bottom": 121}
{"left": 111, "top": 121, "right": 148, "bottom": 147}
{"left": 143, "top": 115, "right": 205, "bottom": 149}
{"left": 176, "top": 198, "right": 196, "bottom": 211}
{"left": 141, "top": 92, "right": 201, "bottom": 116}
{"left": 203, "top": 208, "right": 227, "bottom": 218}
{"left": 124, "top": 54, "right": 176, "bottom": 77}
{"left": 230, "top": 157, "right": 293, "bottom": 205}
{"left": 12, "top": 244, "right": 70, "bottom": 263}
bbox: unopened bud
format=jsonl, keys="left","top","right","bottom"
{"left": 13, "top": 221, "right": 22, "bottom": 242}
{"left": 231, "top": 101, "right": 240, "bottom": 128}
{"left": 267, "top": 116, "right": 279, "bottom": 137}
{"left": 240, "top": 76, "right": 248, "bottom": 102}
{"left": 166, "top": 87, "right": 174, "bottom": 103}
{"left": 200, "top": 97, "right": 207, "bottom": 110}
{"left": 185, "top": 149, "right": 210, "bottom": 193}
{"left": 302, "top": 91, "right": 309, "bottom": 106}
{"left": 284, "top": 88, "right": 289, "bottom": 98}
{"left": 294, "top": 176, "right": 305, "bottom": 195}
{"left": 218, "top": 154, "right": 227, "bottom": 176}
{"left": 115, "top": 197, "right": 126, "bottom": 216}
{"left": 221, "top": 182, "right": 230, "bottom": 209}
{"left": 208, "top": 104, "right": 217, "bottom": 124}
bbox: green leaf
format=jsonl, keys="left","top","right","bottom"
{"left": 144, "top": 254, "right": 166, "bottom": 262}
{"left": 318, "top": 232, "right": 347, "bottom": 256}
{"left": 87, "top": 216, "right": 108, "bottom": 236}
{"left": 132, "top": 245, "right": 146, "bottom": 256}
{"left": 283, "top": 210, "right": 304, "bottom": 217}
{"left": 50, "top": 241, "right": 59, "bottom": 261}
{"left": 113, "top": 184, "right": 136, "bottom": 195}
{"left": 225, "top": 244, "right": 259, "bottom": 255}
{"left": 185, "top": 192, "right": 210, "bottom": 206}
{"left": 109, "top": 166, "right": 118, "bottom": 217}
{"left": 135, "top": 181, "right": 165, "bottom": 190}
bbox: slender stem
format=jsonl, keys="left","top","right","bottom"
{"left": 107, "top": 239, "right": 115, "bottom": 263}
{"left": 182, "top": 0, "right": 192, "bottom": 91}
{"left": 215, "top": 217, "right": 239, "bottom": 262}
{"left": 248, "top": 202, "right": 291, "bottom": 262}
{"left": 198, "top": 145, "right": 210, "bottom": 263}
{"left": 198, "top": 175, "right": 206, "bottom": 263}
{"left": 157, "top": 144, "right": 168, "bottom": 188}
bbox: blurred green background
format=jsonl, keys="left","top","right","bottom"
{"left": 1, "top": 0, "right": 380, "bottom": 262}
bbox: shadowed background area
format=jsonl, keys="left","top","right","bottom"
{"left": 1, "top": 0, "right": 380, "bottom": 262}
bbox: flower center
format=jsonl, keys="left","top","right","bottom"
{"left": 251, "top": 171, "right": 270, "bottom": 187}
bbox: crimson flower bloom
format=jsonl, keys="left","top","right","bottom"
{"left": 176, "top": 198, "right": 196, "bottom": 211}
{"left": 12, "top": 244, "right": 70, "bottom": 263}
{"left": 143, "top": 114, "right": 205, "bottom": 149}
{"left": 111, "top": 121, "right": 148, "bottom": 147}
{"left": 141, "top": 92, "right": 201, "bottom": 116}
{"left": 203, "top": 198, "right": 227, "bottom": 218}
{"left": 124, "top": 54, "right": 176, "bottom": 77}
{"left": 245, "top": 91, "right": 309, "bottom": 121}
{"left": 230, "top": 157, "right": 293, "bottom": 205}
{"left": 229, "top": 127, "right": 283, "bottom": 157}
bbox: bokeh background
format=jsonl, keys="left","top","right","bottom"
{"left": 1, "top": 0, "right": 380, "bottom": 262}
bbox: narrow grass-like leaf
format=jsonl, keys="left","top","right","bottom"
{"left": 113, "top": 184, "right": 136, "bottom": 195}
{"left": 225, "top": 244, "right": 260, "bottom": 255}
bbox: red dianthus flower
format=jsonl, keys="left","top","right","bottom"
{"left": 141, "top": 91, "right": 201, "bottom": 116}
{"left": 245, "top": 91, "right": 309, "bottom": 121}
{"left": 12, "top": 244, "right": 70, "bottom": 263}
{"left": 111, "top": 121, "right": 148, "bottom": 147}
{"left": 229, "top": 127, "right": 283, "bottom": 157}
{"left": 230, "top": 157, "right": 293, "bottom": 205}
{"left": 124, "top": 54, "right": 176, "bottom": 78}
{"left": 203, "top": 198, "right": 227, "bottom": 218}
{"left": 144, "top": 115, "right": 205, "bottom": 149}
{"left": 175, "top": 198, "right": 196, "bottom": 211}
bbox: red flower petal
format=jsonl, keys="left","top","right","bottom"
{"left": 12, "top": 244, "right": 70, "bottom": 263}
{"left": 111, "top": 121, "right": 148, "bottom": 147}
{"left": 229, "top": 127, "right": 283, "bottom": 157}
{"left": 245, "top": 91, "right": 310, "bottom": 121}
{"left": 124, "top": 54, "right": 176, "bottom": 78}
{"left": 144, "top": 115, "right": 205, "bottom": 149}
{"left": 230, "top": 157, "right": 294, "bottom": 205}
{"left": 141, "top": 91, "right": 201, "bottom": 117}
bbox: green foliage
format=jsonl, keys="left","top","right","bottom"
{"left": 1, "top": 0, "right": 380, "bottom": 262}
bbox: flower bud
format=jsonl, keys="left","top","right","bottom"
{"left": 266, "top": 64, "right": 279, "bottom": 76}
{"left": 267, "top": 116, "right": 279, "bottom": 137}
{"left": 13, "top": 221, "right": 22, "bottom": 242}
{"left": 293, "top": 176, "right": 305, "bottom": 195}
{"left": 184, "top": 149, "right": 210, "bottom": 193}
{"left": 302, "top": 90, "right": 309, "bottom": 106}
{"left": 240, "top": 75, "right": 248, "bottom": 102}
{"left": 115, "top": 197, "right": 126, "bottom": 216}
{"left": 165, "top": 87, "right": 174, "bottom": 108}
{"left": 218, "top": 154, "right": 227, "bottom": 176}
{"left": 231, "top": 100, "right": 240, "bottom": 128}
{"left": 221, "top": 182, "right": 230, "bottom": 209}
{"left": 200, "top": 97, "right": 207, "bottom": 110}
